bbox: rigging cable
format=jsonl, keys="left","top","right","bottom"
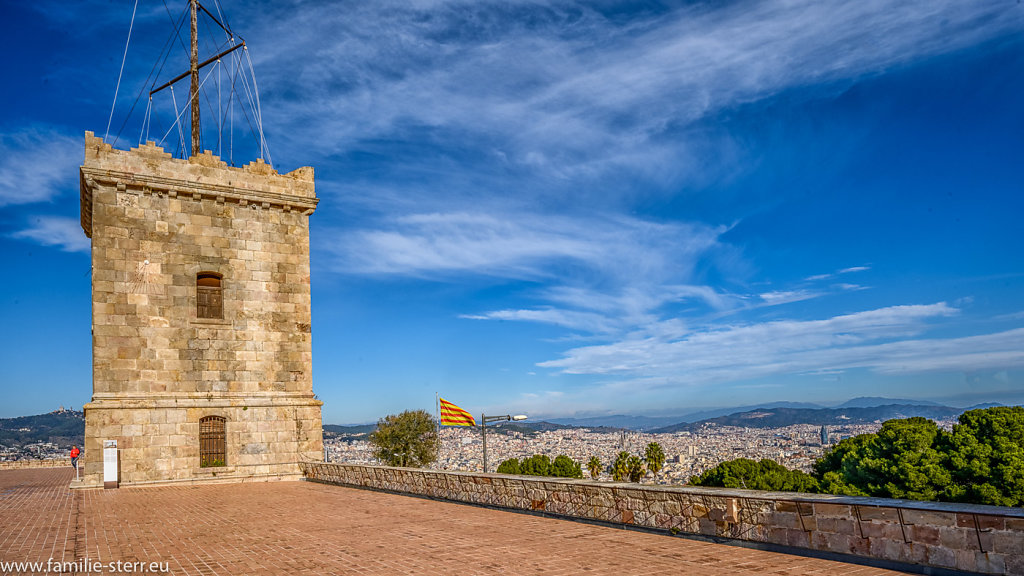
{"left": 160, "top": 63, "right": 221, "bottom": 153}
{"left": 105, "top": 0, "right": 140, "bottom": 142}
{"left": 211, "top": 0, "right": 233, "bottom": 38}
{"left": 217, "top": 55, "right": 222, "bottom": 157}
{"left": 121, "top": 4, "right": 189, "bottom": 148}
{"left": 196, "top": 36, "right": 233, "bottom": 151}
{"left": 228, "top": 50, "right": 264, "bottom": 164}
{"left": 229, "top": 51, "right": 234, "bottom": 165}
{"left": 169, "top": 86, "right": 187, "bottom": 156}
{"left": 243, "top": 47, "right": 271, "bottom": 166}
{"left": 166, "top": 0, "right": 192, "bottom": 65}
{"left": 139, "top": 97, "right": 153, "bottom": 147}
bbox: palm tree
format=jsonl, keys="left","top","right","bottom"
{"left": 587, "top": 456, "right": 602, "bottom": 480}
{"left": 627, "top": 455, "right": 645, "bottom": 482}
{"left": 644, "top": 442, "right": 666, "bottom": 483}
{"left": 612, "top": 451, "right": 630, "bottom": 481}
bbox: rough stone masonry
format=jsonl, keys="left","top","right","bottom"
{"left": 77, "top": 132, "right": 323, "bottom": 487}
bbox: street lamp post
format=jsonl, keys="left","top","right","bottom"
{"left": 481, "top": 413, "right": 527, "bottom": 473}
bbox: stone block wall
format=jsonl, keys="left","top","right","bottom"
{"left": 301, "top": 463, "right": 1024, "bottom": 575}
{"left": 78, "top": 133, "right": 322, "bottom": 487}
{"left": 85, "top": 403, "right": 323, "bottom": 485}
{"left": 0, "top": 460, "right": 69, "bottom": 470}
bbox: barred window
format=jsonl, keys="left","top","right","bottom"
{"left": 199, "top": 416, "right": 226, "bottom": 467}
{"left": 197, "top": 272, "right": 223, "bottom": 319}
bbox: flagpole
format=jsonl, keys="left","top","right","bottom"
{"left": 435, "top": 392, "right": 441, "bottom": 467}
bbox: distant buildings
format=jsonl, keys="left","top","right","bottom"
{"left": 321, "top": 420, "right": 944, "bottom": 485}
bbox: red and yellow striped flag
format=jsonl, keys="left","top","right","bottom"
{"left": 439, "top": 398, "right": 476, "bottom": 426}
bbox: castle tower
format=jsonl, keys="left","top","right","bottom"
{"left": 77, "top": 132, "right": 323, "bottom": 486}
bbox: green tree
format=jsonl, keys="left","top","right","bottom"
{"left": 691, "top": 458, "right": 818, "bottom": 492}
{"left": 587, "top": 456, "right": 602, "bottom": 480}
{"left": 368, "top": 410, "right": 439, "bottom": 468}
{"left": 496, "top": 458, "right": 521, "bottom": 475}
{"left": 627, "top": 455, "right": 645, "bottom": 482}
{"left": 691, "top": 458, "right": 757, "bottom": 489}
{"left": 814, "top": 434, "right": 873, "bottom": 496}
{"left": 644, "top": 442, "right": 666, "bottom": 482}
{"left": 552, "top": 455, "right": 583, "bottom": 479}
{"left": 520, "top": 454, "right": 552, "bottom": 476}
{"left": 813, "top": 417, "right": 949, "bottom": 501}
{"left": 612, "top": 451, "right": 630, "bottom": 482}
{"left": 867, "top": 417, "right": 950, "bottom": 500}
{"left": 944, "top": 407, "right": 1024, "bottom": 507}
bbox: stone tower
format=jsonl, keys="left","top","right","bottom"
{"left": 77, "top": 132, "right": 323, "bottom": 487}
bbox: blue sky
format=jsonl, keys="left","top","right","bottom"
{"left": 1, "top": 0, "right": 1023, "bottom": 424}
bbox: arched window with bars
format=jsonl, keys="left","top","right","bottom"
{"left": 196, "top": 272, "right": 223, "bottom": 319}
{"left": 199, "top": 415, "right": 227, "bottom": 467}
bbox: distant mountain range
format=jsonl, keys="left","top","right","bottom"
{"left": 649, "top": 404, "right": 968, "bottom": 433}
{"left": 546, "top": 415, "right": 684, "bottom": 430}
{"left": 323, "top": 424, "right": 377, "bottom": 436}
{"left": 545, "top": 397, "right": 1011, "bottom": 431}
{"left": 546, "top": 401, "right": 824, "bottom": 430}
{"left": 833, "top": 396, "right": 943, "bottom": 408}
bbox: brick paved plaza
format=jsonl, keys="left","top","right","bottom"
{"left": 0, "top": 468, "right": 909, "bottom": 575}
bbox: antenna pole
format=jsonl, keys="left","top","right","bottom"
{"left": 190, "top": 0, "right": 201, "bottom": 156}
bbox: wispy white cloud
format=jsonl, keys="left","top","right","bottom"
{"left": 759, "top": 290, "right": 818, "bottom": 305}
{"left": 461, "top": 308, "right": 618, "bottom": 334}
{"left": 330, "top": 208, "right": 745, "bottom": 341}
{"left": 540, "top": 302, "right": 956, "bottom": 375}
{"left": 804, "top": 273, "right": 833, "bottom": 282}
{"left": 804, "top": 265, "right": 871, "bottom": 282}
{"left": 534, "top": 303, "right": 1024, "bottom": 389}
{"left": 541, "top": 284, "right": 737, "bottom": 317}
{"left": 0, "top": 130, "right": 80, "bottom": 207}
{"left": 12, "top": 216, "right": 90, "bottom": 252}
{"left": 324, "top": 210, "right": 729, "bottom": 282}
{"left": 252, "top": 0, "right": 1022, "bottom": 193}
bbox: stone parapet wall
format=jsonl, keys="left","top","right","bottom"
{"left": 0, "top": 460, "right": 69, "bottom": 470}
{"left": 301, "top": 462, "right": 1024, "bottom": 575}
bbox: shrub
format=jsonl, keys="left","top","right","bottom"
{"left": 520, "top": 454, "right": 552, "bottom": 476}
{"left": 552, "top": 455, "right": 583, "bottom": 479}
{"left": 496, "top": 458, "right": 521, "bottom": 475}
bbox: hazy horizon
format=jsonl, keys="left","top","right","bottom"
{"left": 325, "top": 392, "right": 1024, "bottom": 427}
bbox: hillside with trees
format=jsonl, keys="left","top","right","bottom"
{"left": 0, "top": 410, "right": 84, "bottom": 448}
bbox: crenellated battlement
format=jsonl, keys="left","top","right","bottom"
{"left": 80, "top": 131, "right": 318, "bottom": 238}
{"left": 84, "top": 131, "right": 314, "bottom": 185}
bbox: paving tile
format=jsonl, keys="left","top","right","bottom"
{"left": 0, "top": 468, "right": 910, "bottom": 575}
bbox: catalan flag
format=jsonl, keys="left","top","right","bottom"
{"left": 439, "top": 398, "right": 476, "bottom": 426}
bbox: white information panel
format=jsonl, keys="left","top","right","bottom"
{"left": 103, "top": 439, "right": 118, "bottom": 489}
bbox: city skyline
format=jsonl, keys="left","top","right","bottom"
{"left": 1, "top": 0, "right": 1023, "bottom": 424}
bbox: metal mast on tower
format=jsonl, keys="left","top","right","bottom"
{"left": 149, "top": 0, "right": 246, "bottom": 157}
